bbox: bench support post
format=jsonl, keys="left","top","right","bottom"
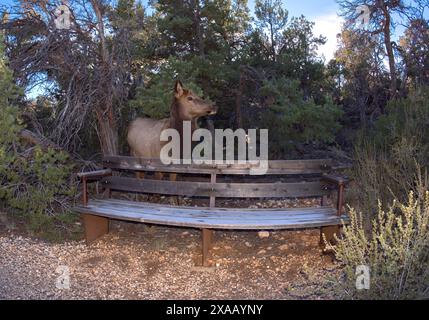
{"left": 82, "top": 214, "right": 109, "bottom": 244}
{"left": 201, "top": 229, "right": 213, "bottom": 267}
{"left": 320, "top": 225, "right": 340, "bottom": 250}
{"left": 337, "top": 183, "right": 345, "bottom": 215}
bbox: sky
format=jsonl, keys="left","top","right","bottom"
{"left": 247, "top": 0, "right": 343, "bottom": 61}
{"left": 2, "top": 0, "right": 344, "bottom": 61}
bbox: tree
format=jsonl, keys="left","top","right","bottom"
{"left": 1, "top": 0, "right": 145, "bottom": 155}
{"left": 254, "top": 0, "right": 288, "bottom": 62}
{"left": 337, "top": 0, "right": 415, "bottom": 96}
{"left": 334, "top": 28, "right": 390, "bottom": 128}
{"left": 134, "top": 0, "right": 252, "bottom": 129}
{"left": 399, "top": 18, "right": 429, "bottom": 88}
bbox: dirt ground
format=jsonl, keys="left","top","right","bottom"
{"left": 0, "top": 218, "right": 343, "bottom": 300}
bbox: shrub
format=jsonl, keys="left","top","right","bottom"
{"left": 259, "top": 78, "right": 343, "bottom": 157}
{"left": 327, "top": 190, "right": 429, "bottom": 300}
{"left": 0, "top": 146, "right": 75, "bottom": 216}
{"left": 0, "top": 36, "right": 76, "bottom": 219}
{"left": 351, "top": 87, "right": 429, "bottom": 216}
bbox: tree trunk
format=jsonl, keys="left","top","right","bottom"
{"left": 194, "top": 0, "right": 205, "bottom": 58}
{"left": 235, "top": 70, "right": 245, "bottom": 128}
{"left": 95, "top": 108, "right": 118, "bottom": 156}
{"left": 380, "top": 3, "right": 397, "bottom": 96}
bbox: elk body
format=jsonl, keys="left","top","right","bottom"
{"left": 127, "top": 81, "right": 217, "bottom": 159}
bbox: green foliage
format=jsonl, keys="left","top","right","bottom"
{"left": 0, "top": 147, "right": 75, "bottom": 216}
{"left": 258, "top": 78, "right": 343, "bottom": 157}
{"left": 327, "top": 190, "right": 429, "bottom": 299}
{"left": 351, "top": 87, "right": 429, "bottom": 215}
{"left": 0, "top": 37, "right": 75, "bottom": 218}
{"left": 129, "top": 57, "right": 204, "bottom": 119}
{"left": 373, "top": 87, "right": 429, "bottom": 160}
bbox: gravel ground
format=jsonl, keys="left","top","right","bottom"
{"left": 0, "top": 220, "right": 342, "bottom": 300}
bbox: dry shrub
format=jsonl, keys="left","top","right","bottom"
{"left": 327, "top": 190, "right": 429, "bottom": 299}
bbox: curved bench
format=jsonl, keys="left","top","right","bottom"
{"left": 73, "top": 156, "right": 350, "bottom": 266}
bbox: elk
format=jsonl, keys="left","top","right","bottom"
{"left": 127, "top": 81, "right": 217, "bottom": 175}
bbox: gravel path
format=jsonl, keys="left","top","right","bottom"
{"left": 0, "top": 222, "right": 340, "bottom": 300}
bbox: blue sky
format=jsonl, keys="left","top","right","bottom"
{"left": 3, "top": 0, "right": 420, "bottom": 62}
{"left": 248, "top": 0, "right": 343, "bottom": 60}
{"left": 1, "top": 0, "right": 344, "bottom": 60}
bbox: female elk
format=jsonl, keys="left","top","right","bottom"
{"left": 127, "top": 81, "right": 217, "bottom": 160}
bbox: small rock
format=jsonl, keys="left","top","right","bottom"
{"left": 258, "top": 249, "right": 266, "bottom": 255}
{"left": 190, "top": 266, "right": 216, "bottom": 273}
{"left": 258, "top": 231, "right": 270, "bottom": 239}
{"left": 279, "top": 244, "right": 289, "bottom": 251}
{"left": 245, "top": 242, "right": 252, "bottom": 247}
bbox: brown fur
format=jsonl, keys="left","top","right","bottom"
{"left": 127, "top": 81, "right": 217, "bottom": 159}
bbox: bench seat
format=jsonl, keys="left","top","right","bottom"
{"left": 73, "top": 199, "right": 349, "bottom": 230}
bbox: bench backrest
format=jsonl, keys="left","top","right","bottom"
{"left": 101, "top": 156, "right": 339, "bottom": 206}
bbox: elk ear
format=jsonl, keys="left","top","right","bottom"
{"left": 174, "top": 80, "right": 184, "bottom": 98}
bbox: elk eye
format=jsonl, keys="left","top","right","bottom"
{"left": 187, "top": 96, "right": 193, "bottom": 101}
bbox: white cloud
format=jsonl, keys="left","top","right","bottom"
{"left": 313, "top": 13, "right": 344, "bottom": 62}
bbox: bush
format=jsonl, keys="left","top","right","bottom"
{"left": 0, "top": 146, "right": 75, "bottom": 216}
{"left": 351, "top": 87, "right": 429, "bottom": 216}
{"left": 258, "top": 78, "right": 343, "bottom": 157}
{"left": 0, "top": 36, "right": 75, "bottom": 219}
{"left": 327, "top": 190, "right": 429, "bottom": 299}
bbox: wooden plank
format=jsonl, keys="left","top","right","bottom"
{"left": 95, "top": 198, "right": 334, "bottom": 213}
{"left": 82, "top": 213, "right": 109, "bottom": 243}
{"left": 73, "top": 200, "right": 349, "bottom": 230}
{"left": 209, "top": 173, "right": 216, "bottom": 208}
{"left": 74, "top": 206, "right": 348, "bottom": 230}
{"left": 102, "top": 156, "right": 333, "bottom": 175}
{"left": 202, "top": 229, "right": 213, "bottom": 267}
{"left": 78, "top": 204, "right": 339, "bottom": 222}
{"left": 77, "top": 169, "right": 112, "bottom": 179}
{"left": 101, "top": 176, "right": 330, "bottom": 198}
{"left": 86, "top": 199, "right": 337, "bottom": 218}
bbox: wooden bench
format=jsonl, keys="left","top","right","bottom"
{"left": 73, "top": 156, "right": 350, "bottom": 266}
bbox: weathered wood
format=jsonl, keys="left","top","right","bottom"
{"left": 202, "top": 229, "right": 213, "bottom": 267}
{"left": 101, "top": 176, "right": 330, "bottom": 198}
{"left": 77, "top": 169, "right": 112, "bottom": 180}
{"left": 102, "top": 156, "right": 334, "bottom": 175}
{"left": 321, "top": 174, "right": 349, "bottom": 185}
{"left": 86, "top": 198, "right": 335, "bottom": 214}
{"left": 75, "top": 156, "right": 350, "bottom": 266}
{"left": 81, "top": 199, "right": 340, "bottom": 218}
{"left": 209, "top": 173, "right": 216, "bottom": 207}
{"left": 20, "top": 129, "right": 63, "bottom": 151}
{"left": 320, "top": 225, "right": 341, "bottom": 250}
{"left": 74, "top": 199, "right": 349, "bottom": 230}
{"left": 82, "top": 213, "right": 109, "bottom": 243}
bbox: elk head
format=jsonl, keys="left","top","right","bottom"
{"left": 171, "top": 80, "right": 218, "bottom": 121}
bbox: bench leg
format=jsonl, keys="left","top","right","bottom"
{"left": 320, "top": 225, "right": 340, "bottom": 250}
{"left": 201, "top": 229, "right": 214, "bottom": 267}
{"left": 82, "top": 214, "right": 109, "bottom": 244}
